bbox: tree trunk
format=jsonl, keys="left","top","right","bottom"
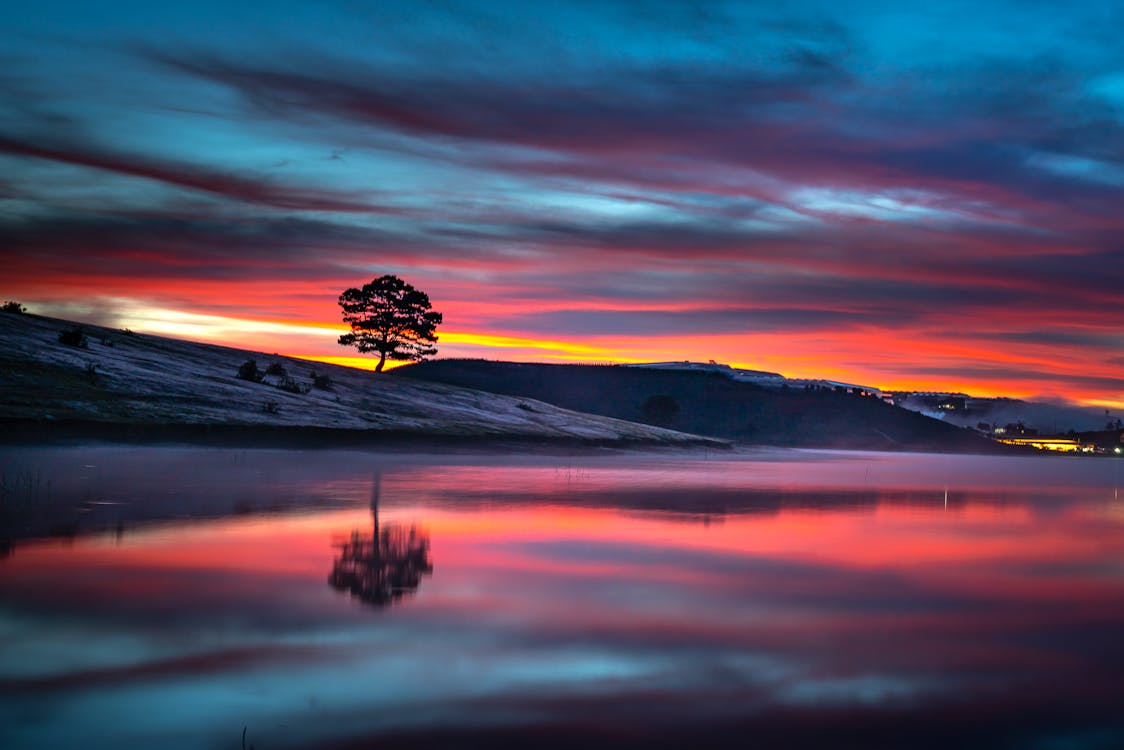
{"left": 375, "top": 352, "right": 386, "bottom": 372}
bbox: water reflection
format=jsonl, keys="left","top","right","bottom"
{"left": 2, "top": 448, "right": 1124, "bottom": 749}
{"left": 328, "top": 475, "right": 432, "bottom": 608}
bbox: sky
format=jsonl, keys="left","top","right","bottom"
{"left": 2, "top": 1, "right": 1122, "bottom": 408}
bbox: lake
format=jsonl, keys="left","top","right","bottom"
{"left": 2, "top": 446, "right": 1123, "bottom": 749}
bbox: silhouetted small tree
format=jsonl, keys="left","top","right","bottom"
{"left": 58, "top": 327, "right": 88, "bottom": 348}
{"left": 237, "top": 359, "right": 263, "bottom": 382}
{"left": 337, "top": 275, "right": 442, "bottom": 372}
{"left": 1, "top": 300, "right": 26, "bottom": 314}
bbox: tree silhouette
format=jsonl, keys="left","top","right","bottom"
{"left": 329, "top": 474, "right": 433, "bottom": 608}
{"left": 337, "top": 275, "right": 443, "bottom": 372}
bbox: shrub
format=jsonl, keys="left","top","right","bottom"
{"left": 59, "top": 327, "right": 88, "bottom": 348}
{"left": 311, "top": 372, "right": 332, "bottom": 390}
{"left": 277, "top": 376, "right": 310, "bottom": 395}
{"left": 262, "top": 401, "right": 279, "bottom": 414}
{"left": 265, "top": 362, "right": 287, "bottom": 377}
{"left": 237, "top": 359, "right": 263, "bottom": 383}
{"left": 1, "top": 300, "right": 26, "bottom": 314}
{"left": 84, "top": 362, "right": 98, "bottom": 381}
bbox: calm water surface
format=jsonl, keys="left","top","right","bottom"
{"left": 1, "top": 446, "right": 1123, "bottom": 749}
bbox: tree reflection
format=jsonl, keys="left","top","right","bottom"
{"left": 329, "top": 473, "right": 432, "bottom": 608}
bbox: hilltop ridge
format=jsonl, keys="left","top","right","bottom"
{"left": 395, "top": 359, "right": 1004, "bottom": 453}
{"left": 0, "top": 313, "right": 721, "bottom": 448}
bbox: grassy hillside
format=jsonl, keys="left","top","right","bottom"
{"left": 0, "top": 313, "right": 721, "bottom": 447}
{"left": 395, "top": 359, "right": 1004, "bottom": 452}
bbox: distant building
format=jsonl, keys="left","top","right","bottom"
{"left": 890, "top": 391, "right": 969, "bottom": 409}
{"left": 1072, "top": 428, "right": 1124, "bottom": 454}
{"left": 996, "top": 436, "right": 1095, "bottom": 453}
{"left": 788, "top": 379, "right": 883, "bottom": 398}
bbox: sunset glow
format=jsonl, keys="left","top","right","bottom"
{"left": 4, "top": 448, "right": 1124, "bottom": 747}
{"left": 2, "top": 1, "right": 1121, "bottom": 407}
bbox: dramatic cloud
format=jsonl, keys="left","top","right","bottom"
{"left": 0, "top": 135, "right": 391, "bottom": 213}
{"left": 2, "top": 0, "right": 1122, "bottom": 406}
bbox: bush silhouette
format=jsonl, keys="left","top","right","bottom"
{"left": 58, "top": 327, "right": 88, "bottom": 348}
{"left": 237, "top": 359, "right": 263, "bottom": 382}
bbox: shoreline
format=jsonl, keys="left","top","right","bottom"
{"left": 0, "top": 419, "right": 1053, "bottom": 457}
{"left": 0, "top": 419, "right": 732, "bottom": 453}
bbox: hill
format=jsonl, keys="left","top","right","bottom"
{"left": 0, "top": 313, "right": 721, "bottom": 448}
{"left": 394, "top": 359, "right": 1004, "bottom": 453}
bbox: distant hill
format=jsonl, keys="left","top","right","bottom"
{"left": 395, "top": 359, "right": 1004, "bottom": 453}
{"left": 897, "top": 392, "right": 1119, "bottom": 434}
{"left": 0, "top": 313, "right": 720, "bottom": 447}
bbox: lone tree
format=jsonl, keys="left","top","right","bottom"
{"left": 338, "top": 275, "right": 443, "bottom": 372}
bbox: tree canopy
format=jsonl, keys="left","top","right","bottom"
{"left": 337, "top": 275, "right": 443, "bottom": 372}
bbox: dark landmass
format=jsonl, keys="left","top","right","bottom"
{"left": 0, "top": 310, "right": 1012, "bottom": 453}
{"left": 0, "top": 313, "right": 722, "bottom": 448}
{"left": 896, "top": 391, "right": 1121, "bottom": 434}
{"left": 395, "top": 359, "right": 1007, "bottom": 453}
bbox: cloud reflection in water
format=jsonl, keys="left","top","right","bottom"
{"left": 0, "top": 448, "right": 1123, "bottom": 748}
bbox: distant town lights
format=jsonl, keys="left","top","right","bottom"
{"left": 1116, "top": 446, "right": 1122, "bottom": 454}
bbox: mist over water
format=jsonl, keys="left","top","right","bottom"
{"left": 904, "top": 396, "right": 1119, "bottom": 434}
{"left": 2, "top": 447, "right": 1123, "bottom": 749}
